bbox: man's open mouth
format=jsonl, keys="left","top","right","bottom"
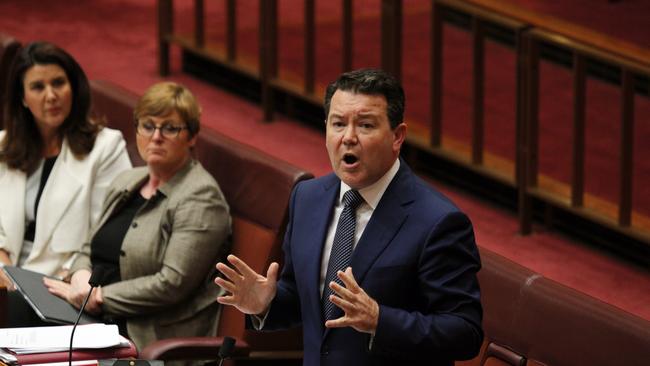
{"left": 343, "top": 153, "right": 358, "bottom": 164}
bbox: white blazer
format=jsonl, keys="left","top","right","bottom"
{"left": 0, "top": 127, "right": 132, "bottom": 275}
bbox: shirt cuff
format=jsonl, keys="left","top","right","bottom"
{"left": 250, "top": 305, "right": 272, "bottom": 330}
{"left": 369, "top": 334, "right": 375, "bottom": 349}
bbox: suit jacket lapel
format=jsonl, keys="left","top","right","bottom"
{"left": 0, "top": 169, "right": 26, "bottom": 263}
{"left": 34, "top": 147, "right": 82, "bottom": 248}
{"left": 349, "top": 163, "right": 414, "bottom": 296}
{"left": 302, "top": 175, "right": 339, "bottom": 335}
{"left": 322, "top": 164, "right": 415, "bottom": 339}
{"left": 90, "top": 170, "right": 149, "bottom": 241}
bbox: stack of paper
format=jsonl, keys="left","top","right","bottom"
{"left": 0, "top": 323, "right": 129, "bottom": 355}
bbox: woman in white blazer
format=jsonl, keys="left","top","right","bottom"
{"left": 0, "top": 42, "right": 131, "bottom": 284}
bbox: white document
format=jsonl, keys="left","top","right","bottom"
{"left": 0, "top": 324, "right": 126, "bottom": 353}
{"left": 20, "top": 360, "right": 99, "bottom": 366}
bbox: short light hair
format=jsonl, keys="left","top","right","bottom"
{"left": 134, "top": 82, "right": 201, "bottom": 138}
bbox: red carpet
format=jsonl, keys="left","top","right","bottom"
{"left": 1, "top": 0, "right": 648, "bottom": 320}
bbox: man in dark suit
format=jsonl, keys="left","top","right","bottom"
{"left": 216, "top": 68, "right": 483, "bottom": 365}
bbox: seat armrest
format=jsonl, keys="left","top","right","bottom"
{"left": 139, "top": 337, "right": 250, "bottom": 361}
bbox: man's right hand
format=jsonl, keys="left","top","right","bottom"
{"left": 215, "top": 254, "right": 279, "bottom": 315}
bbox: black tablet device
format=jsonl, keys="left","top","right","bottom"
{"left": 2, "top": 266, "right": 100, "bottom": 325}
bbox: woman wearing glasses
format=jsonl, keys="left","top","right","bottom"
{"left": 45, "top": 81, "right": 231, "bottom": 352}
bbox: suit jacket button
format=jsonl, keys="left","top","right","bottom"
{"left": 131, "top": 222, "right": 138, "bottom": 228}
{"left": 120, "top": 250, "right": 126, "bottom": 257}
{"left": 321, "top": 345, "right": 329, "bottom": 355}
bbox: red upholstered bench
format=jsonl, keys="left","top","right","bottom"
{"left": 458, "top": 248, "right": 650, "bottom": 366}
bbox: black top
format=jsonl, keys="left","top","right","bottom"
{"left": 90, "top": 192, "right": 147, "bottom": 286}
{"left": 24, "top": 155, "right": 58, "bottom": 242}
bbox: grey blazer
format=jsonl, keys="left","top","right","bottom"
{"left": 70, "top": 160, "right": 231, "bottom": 351}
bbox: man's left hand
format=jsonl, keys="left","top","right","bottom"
{"left": 325, "top": 267, "right": 379, "bottom": 334}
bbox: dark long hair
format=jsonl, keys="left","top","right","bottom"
{"left": 0, "top": 41, "right": 101, "bottom": 173}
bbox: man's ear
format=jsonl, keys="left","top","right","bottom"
{"left": 393, "top": 123, "right": 407, "bottom": 151}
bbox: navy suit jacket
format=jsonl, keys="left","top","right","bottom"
{"left": 262, "top": 161, "right": 483, "bottom": 365}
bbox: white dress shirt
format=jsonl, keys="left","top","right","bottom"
{"left": 318, "top": 158, "right": 400, "bottom": 295}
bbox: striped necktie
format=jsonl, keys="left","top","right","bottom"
{"left": 322, "top": 189, "right": 364, "bottom": 321}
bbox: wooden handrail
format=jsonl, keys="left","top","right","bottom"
{"left": 456, "top": 0, "right": 650, "bottom": 69}
{"left": 155, "top": 0, "right": 650, "bottom": 260}
{"left": 527, "top": 28, "right": 650, "bottom": 76}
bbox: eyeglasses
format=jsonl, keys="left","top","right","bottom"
{"left": 135, "top": 121, "right": 188, "bottom": 139}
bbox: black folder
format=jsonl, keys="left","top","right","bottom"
{"left": 2, "top": 266, "right": 100, "bottom": 325}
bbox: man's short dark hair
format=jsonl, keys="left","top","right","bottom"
{"left": 323, "top": 68, "right": 405, "bottom": 129}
